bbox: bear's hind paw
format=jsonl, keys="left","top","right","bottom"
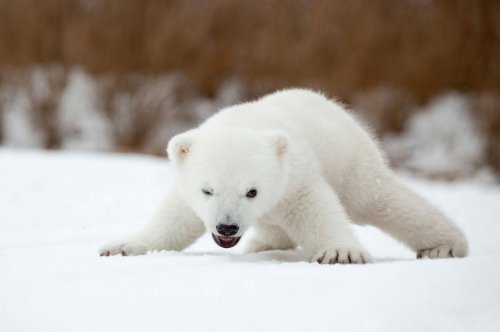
{"left": 313, "top": 246, "right": 372, "bottom": 264}
{"left": 417, "top": 243, "right": 467, "bottom": 259}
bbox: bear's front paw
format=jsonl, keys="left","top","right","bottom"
{"left": 313, "top": 246, "right": 372, "bottom": 264}
{"left": 417, "top": 242, "right": 468, "bottom": 259}
{"left": 99, "top": 240, "right": 149, "bottom": 256}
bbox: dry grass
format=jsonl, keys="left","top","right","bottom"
{"left": 1, "top": 0, "right": 498, "bottom": 100}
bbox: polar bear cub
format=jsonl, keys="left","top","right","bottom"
{"left": 100, "top": 89, "right": 468, "bottom": 263}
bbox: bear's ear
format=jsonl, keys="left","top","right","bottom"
{"left": 167, "top": 130, "right": 198, "bottom": 163}
{"left": 266, "top": 130, "right": 289, "bottom": 157}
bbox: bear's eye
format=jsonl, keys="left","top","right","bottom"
{"left": 246, "top": 189, "right": 258, "bottom": 198}
{"left": 202, "top": 188, "right": 213, "bottom": 196}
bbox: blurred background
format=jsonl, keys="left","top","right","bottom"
{"left": 0, "top": 0, "right": 499, "bottom": 180}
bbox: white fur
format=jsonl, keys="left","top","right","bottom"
{"left": 100, "top": 89, "right": 468, "bottom": 263}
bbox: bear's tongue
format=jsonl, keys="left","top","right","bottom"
{"left": 212, "top": 233, "right": 241, "bottom": 248}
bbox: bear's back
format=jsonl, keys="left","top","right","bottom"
{"left": 201, "top": 89, "right": 386, "bottom": 189}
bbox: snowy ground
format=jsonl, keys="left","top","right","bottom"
{"left": 1, "top": 149, "right": 500, "bottom": 332}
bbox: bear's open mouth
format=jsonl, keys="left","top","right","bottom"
{"left": 212, "top": 233, "right": 241, "bottom": 248}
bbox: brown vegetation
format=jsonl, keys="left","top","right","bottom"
{"left": 1, "top": 0, "right": 498, "bottom": 100}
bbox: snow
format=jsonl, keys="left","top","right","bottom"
{"left": 1, "top": 149, "right": 499, "bottom": 332}
{"left": 383, "top": 93, "right": 486, "bottom": 179}
{"left": 58, "top": 69, "right": 114, "bottom": 151}
{"left": 0, "top": 84, "right": 45, "bottom": 148}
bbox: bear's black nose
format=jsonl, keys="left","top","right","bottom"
{"left": 216, "top": 224, "right": 239, "bottom": 236}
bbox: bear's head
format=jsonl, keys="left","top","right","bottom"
{"left": 167, "top": 127, "right": 290, "bottom": 248}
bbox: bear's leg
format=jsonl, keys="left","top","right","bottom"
{"left": 357, "top": 174, "right": 468, "bottom": 258}
{"left": 285, "top": 180, "right": 372, "bottom": 264}
{"left": 245, "top": 224, "right": 296, "bottom": 253}
{"left": 99, "top": 190, "right": 205, "bottom": 256}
